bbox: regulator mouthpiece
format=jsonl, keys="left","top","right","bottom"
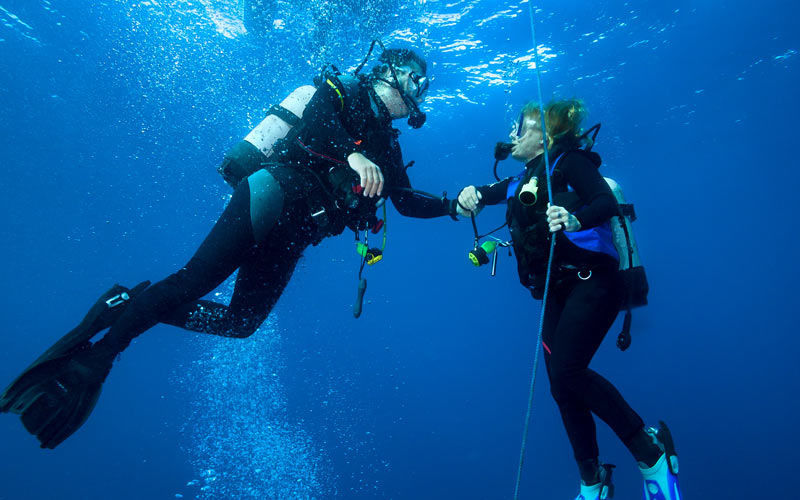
{"left": 495, "top": 142, "right": 513, "bottom": 161}
{"left": 406, "top": 98, "right": 427, "bottom": 128}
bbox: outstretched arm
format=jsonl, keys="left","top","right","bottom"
{"left": 457, "top": 178, "right": 512, "bottom": 214}
{"left": 388, "top": 167, "right": 458, "bottom": 219}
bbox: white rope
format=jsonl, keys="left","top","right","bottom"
{"left": 512, "top": 3, "right": 556, "bottom": 499}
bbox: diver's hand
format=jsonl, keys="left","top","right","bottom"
{"left": 457, "top": 186, "right": 482, "bottom": 215}
{"left": 547, "top": 204, "right": 581, "bottom": 232}
{"left": 347, "top": 152, "right": 384, "bottom": 198}
{"left": 456, "top": 203, "right": 477, "bottom": 217}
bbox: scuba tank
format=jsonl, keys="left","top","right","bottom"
{"left": 604, "top": 177, "right": 648, "bottom": 309}
{"left": 606, "top": 178, "right": 641, "bottom": 271}
{"left": 217, "top": 85, "right": 317, "bottom": 187}
{"left": 243, "top": 85, "right": 316, "bottom": 157}
{"left": 604, "top": 176, "right": 649, "bottom": 350}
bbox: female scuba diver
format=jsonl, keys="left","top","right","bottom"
{"left": 1, "top": 46, "right": 468, "bottom": 449}
{"left": 457, "top": 100, "right": 681, "bottom": 500}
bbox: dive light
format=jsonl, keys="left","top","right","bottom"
{"left": 357, "top": 242, "right": 383, "bottom": 265}
{"left": 518, "top": 177, "right": 539, "bottom": 206}
{"left": 469, "top": 240, "right": 497, "bottom": 266}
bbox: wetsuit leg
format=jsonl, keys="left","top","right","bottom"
{"left": 94, "top": 171, "right": 293, "bottom": 356}
{"left": 164, "top": 236, "right": 306, "bottom": 338}
{"left": 542, "top": 270, "right": 644, "bottom": 464}
{"left": 217, "top": 140, "right": 267, "bottom": 188}
{"left": 160, "top": 169, "right": 312, "bottom": 337}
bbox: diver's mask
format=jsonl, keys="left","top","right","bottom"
{"left": 515, "top": 112, "right": 525, "bottom": 137}
{"left": 395, "top": 66, "right": 429, "bottom": 100}
{"left": 388, "top": 64, "right": 429, "bottom": 129}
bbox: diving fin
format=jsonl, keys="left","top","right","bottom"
{"left": 575, "top": 463, "right": 615, "bottom": 500}
{"left": 0, "top": 281, "right": 149, "bottom": 448}
{"left": 641, "top": 421, "right": 682, "bottom": 500}
{"left": 9, "top": 345, "right": 111, "bottom": 449}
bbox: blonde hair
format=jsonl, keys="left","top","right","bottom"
{"left": 521, "top": 98, "right": 588, "bottom": 148}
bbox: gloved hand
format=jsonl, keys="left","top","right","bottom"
{"left": 457, "top": 185, "right": 483, "bottom": 216}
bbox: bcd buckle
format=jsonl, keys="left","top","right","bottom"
{"left": 311, "top": 207, "right": 329, "bottom": 228}
{"left": 105, "top": 292, "right": 130, "bottom": 308}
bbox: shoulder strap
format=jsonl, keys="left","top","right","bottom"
{"left": 268, "top": 104, "right": 301, "bottom": 127}
{"left": 324, "top": 74, "right": 362, "bottom": 113}
{"left": 547, "top": 153, "right": 567, "bottom": 175}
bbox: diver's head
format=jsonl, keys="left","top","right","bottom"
{"left": 371, "top": 48, "right": 429, "bottom": 125}
{"left": 509, "top": 99, "right": 587, "bottom": 162}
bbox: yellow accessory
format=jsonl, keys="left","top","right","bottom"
{"left": 326, "top": 78, "right": 345, "bottom": 111}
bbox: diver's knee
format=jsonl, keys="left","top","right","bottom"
{"left": 549, "top": 369, "right": 582, "bottom": 403}
{"left": 164, "top": 265, "right": 217, "bottom": 298}
{"left": 225, "top": 315, "right": 265, "bottom": 338}
{"left": 549, "top": 377, "right": 568, "bottom": 402}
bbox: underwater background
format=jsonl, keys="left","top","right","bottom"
{"left": 0, "top": 0, "right": 798, "bottom": 498}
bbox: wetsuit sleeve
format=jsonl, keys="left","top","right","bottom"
{"left": 301, "top": 81, "right": 363, "bottom": 162}
{"left": 476, "top": 178, "right": 512, "bottom": 206}
{"left": 560, "top": 154, "right": 618, "bottom": 228}
{"left": 388, "top": 167, "right": 453, "bottom": 218}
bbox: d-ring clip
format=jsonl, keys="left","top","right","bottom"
{"left": 578, "top": 270, "right": 592, "bottom": 281}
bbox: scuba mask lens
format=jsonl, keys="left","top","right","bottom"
{"left": 410, "top": 72, "right": 429, "bottom": 99}
{"left": 405, "top": 71, "right": 428, "bottom": 128}
{"left": 393, "top": 65, "right": 428, "bottom": 100}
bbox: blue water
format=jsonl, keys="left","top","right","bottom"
{"left": 1, "top": 0, "right": 798, "bottom": 498}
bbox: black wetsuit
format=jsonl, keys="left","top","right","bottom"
{"left": 95, "top": 76, "right": 453, "bottom": 356}
{"left": 477, "top": 146, "right": 651, "bottom": 475}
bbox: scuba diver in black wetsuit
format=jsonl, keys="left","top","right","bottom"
{"left": 0, "top": 44, "right": 469, "bottom": 449}
{"left": 457, "top": 100, "right": 682, "bottom": 500}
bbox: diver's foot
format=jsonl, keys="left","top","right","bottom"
{"left": 641, "top": 421, "right": 681, "bottom": 500}
{"left": 11, "top": 281, "right": 150, "bottom": 372}
{"left": 575, "top": 463, "right": 615, "bottom": 500}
